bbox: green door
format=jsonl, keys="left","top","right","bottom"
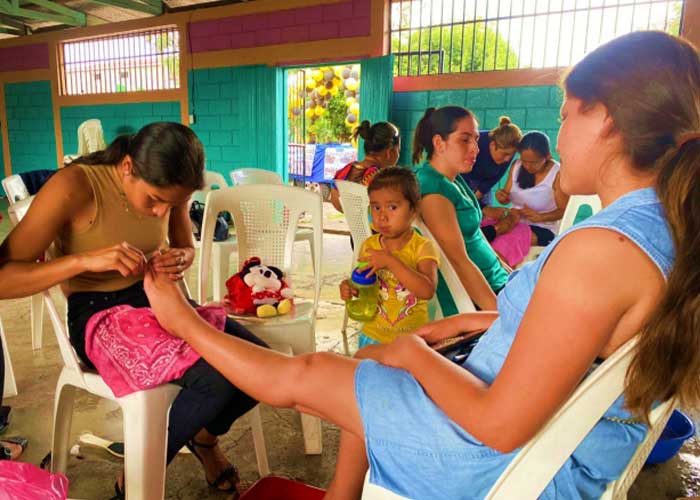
{"left": 358, "top": 55, "right": 394, "bottom": 159}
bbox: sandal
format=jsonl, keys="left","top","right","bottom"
{"left": 0, "top": 436, "right": 28, "bottom": 460}
{"left": 185, "top": 438, "right": 240, "bottom": 495}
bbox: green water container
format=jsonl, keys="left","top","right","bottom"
{"left": 345, "top": 264, "right": 379, "bottom": 322}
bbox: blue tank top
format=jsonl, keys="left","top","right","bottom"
{"left": 463, "top": 187, "right": 674, "bottom": 498}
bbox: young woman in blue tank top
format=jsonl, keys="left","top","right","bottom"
{"left": 138, "top": 32, "right": 700, "bottom": 499}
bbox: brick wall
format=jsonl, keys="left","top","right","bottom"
{"left": 188, "top": 0, "right": 371, "bottom": 53}
{"left": 60, "top": 102, "right": 181, "bottom": 157}
{"left": 4, "top": 81, "right": 57, "bottom": 174}
{"left": 189, "top": 65, "right": 284, "bottom": 182}
{"left": 391, "top": 85, "right": 563, "bottom": 166}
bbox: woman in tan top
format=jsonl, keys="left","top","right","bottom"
{"left": 0, "top": 122, "right": 265, "bottom": 498}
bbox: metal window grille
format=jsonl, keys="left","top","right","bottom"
{"left": 390, "top": 0, "right": 684, "bottom": 76}
{"left": 59, "top": 26, "right": 180, "bottom": 96}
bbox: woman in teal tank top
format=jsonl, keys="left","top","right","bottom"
{"left": 413, "top": 107, "right": 509, "bottom": 313}
{"left": 134, "top": 32, "right": 700, "bottom": 499}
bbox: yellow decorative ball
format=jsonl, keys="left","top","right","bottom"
{"left": 349, "top": 102, "right": 360, "bottom": 115}
{"left": 311, "top": 69, "right": 323, "bottom": 82}
{"left": 314, "top": 105, "right": 325, "bottom": 117}
{"left": 305, "top": 79, "right": 316, "bottom": 90}
{"left": 317, "top": 86, "right": 328, "bottom": 97}
{"left": 345, "top": 96, "right": 357, "bottom": 106}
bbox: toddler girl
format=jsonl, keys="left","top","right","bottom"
{"left": 340, "top": 167, "right": 438, "bottom": 348}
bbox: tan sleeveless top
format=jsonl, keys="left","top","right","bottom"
{"left": 54, "top": 164, "right": 169, "bottom": 293}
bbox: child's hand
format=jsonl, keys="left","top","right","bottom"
{"left": 339, "top": 279, "right": 357, "bottom": 301}
{"left": 414, "top": 317, "right": 464, "bottom": 344}
{"left": 359, "top": 248, "right": 397, "bottom": 277}
{"left": 495, "top": 189, "right": 510, "bottom": 205}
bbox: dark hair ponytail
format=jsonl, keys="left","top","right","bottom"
{"left": 564, "top": 31, "right": 700, "bottom": 422}
{"left": 353, "top": 120, "right": 400, "bottom": 155}
{"left": 71, "top": 122, "right": 205, "bottom": 190}
{"left": 412, "top": 106, "right": 474, "bottom": 164}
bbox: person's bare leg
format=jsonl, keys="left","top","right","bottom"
{"left": 530, "top": 230, "right": 538, "bottom": 246}
{"left": 324, "top": 429, "right": 369, "bottom": 500}
{"left": 144, "top": 270, "right": 364, "bottom": 439}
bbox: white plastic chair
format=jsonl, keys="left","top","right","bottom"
{"left": 518, "top": 194, "right": 603, "bottom": 267}
{"left": 0, "top": 316, "right": 18, "bottom": 399}
{"left": 63, "top": 119, "right": 107, "bottom": 164}
{"left": 192, "top": 171, "right": 238, "bottom": 302}
{"left": 413, "top": 218, "right": 476, "bottom": 319}
{"left": 198, "top": 184, "right": 324, "bottom": 460}
{"left": 193, "top": 169, "right": 315, "bottom": 303}
{"left": 2, "top": 174, "right": 30, "bottom": 204}
{"left": 229, "top": 168, "right": 284, "bottom": 186}
{"left": 44, "top": 290, "right": 181, "bottom": 500}
{"left": 4, "top": 189, "right": 44, "bottom": 352}
{"left": 7, "top": 197, "right": 180, "bottom": 500}
{"left": 559, "top": 194, "right": 602, "bottom": 235}
{"left": 335, "top": 180, "right": 373, "bottom": 355}
{"left": 361, "top": 336, "right": 675, "bottom": 500}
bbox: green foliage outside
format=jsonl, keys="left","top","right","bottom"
{"left": 307, "top": 92, "right": 353, "bottom": 144}
{"left": 391, "top": 23, "right": 519, "bottom": 76}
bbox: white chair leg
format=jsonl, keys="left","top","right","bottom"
{"left": 51, "top": 373, "right": 77, "bottom": 475}
{"left": 1, "top": 327, "right": 17, "bottom": 398}
{"left": 120, "top": 385, "right": 180, "bottom": 500}
{"left": 340, "top": 309, "right": 350, "bottom": 356}
{"left": 301, "top": 413, "right": 322, "bottom": 455}
{"left": 31, "top": 293, "right": 44, "bottom": 350}
{"left": 212, "top": 244, "right": 233, "bottom": 302}
{"left": 249, "top": 405, "right": 270, "bottom": 477}
{"left": 306, "top": 235, "right": 315, "bottom": 275}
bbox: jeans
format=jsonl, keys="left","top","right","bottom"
{"left": 67, "top": 281, "right": 268, "bottom": 463}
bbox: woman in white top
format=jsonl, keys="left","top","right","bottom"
{"left": 488, "top": 131, "right": 569, "bottom": 246}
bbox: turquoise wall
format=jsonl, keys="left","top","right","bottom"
{"left": 188, "top": 66, "right": 285, "bottom": 184}
{"left": 4, "top": 81, "right": 57, "bottom": 174}
{"left": 391, "top": 85, "right": 563, "bottom": 167}
{"left": 60, "top": 102, "right": 181, "bottom": 156}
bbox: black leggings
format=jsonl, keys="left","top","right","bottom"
{"left": 67, "top": 281, "right": 268, "bottom": 463}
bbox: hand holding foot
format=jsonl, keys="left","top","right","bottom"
{"left": 144, "top": 268, "right": 198, "bottom": 338}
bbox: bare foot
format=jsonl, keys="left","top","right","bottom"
{"left": 144, "top": 269, "right": 197, "bottom": 337}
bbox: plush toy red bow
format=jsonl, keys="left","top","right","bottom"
{"left": 225, "top": 256, "right": 294, "bottom": 317}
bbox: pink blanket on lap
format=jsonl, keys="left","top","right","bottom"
{"left": 85, "top": 305, "right": 226, "bottom": 397}
{"left": 481, "top": 217, "right": 532, "bottom": 268}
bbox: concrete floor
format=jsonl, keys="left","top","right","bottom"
{"left": 0, "top": 198, "right": 698, "bottom": 499}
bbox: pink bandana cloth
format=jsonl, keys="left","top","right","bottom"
{"left": 85, "top": 304, "right": 227, "bottom": 397}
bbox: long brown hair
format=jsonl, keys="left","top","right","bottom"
{"left": 412, "top": 106, "right": 474, "bottom": 164}
{"left": 564, "top": 31, "right": 700, "bottom": 421}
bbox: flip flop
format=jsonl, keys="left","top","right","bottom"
{"left": 0, "top": 436, "right": 28, "bottom": 460}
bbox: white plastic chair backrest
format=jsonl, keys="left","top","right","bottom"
{"left": 229, "top": 168, "right": 283, "bottom": 186}
{"left": 2, "top": 175, "right": 29, "bottom": 205}
{"left": 199, "top": 185, "right": 322, "bottom": 306}
{"left": 335, "top": 180, "right": 372, "bottom": 265}
{"left": 558, "top": 195, "right": 602, "bottom": 235}
{"left": 7, "top": 195, "right": 33, "bottom": 226}
{"left": 192, "top": 170, "right": 228, "bottom": 204}
{"left": 413, "top": 218, "right": 476, "bottom": 317}
{"left": 77, "top": 119, "right": 107, "bottom": 156}
{"left": 485, "top": 336, "right": 639, "bottom": 499}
